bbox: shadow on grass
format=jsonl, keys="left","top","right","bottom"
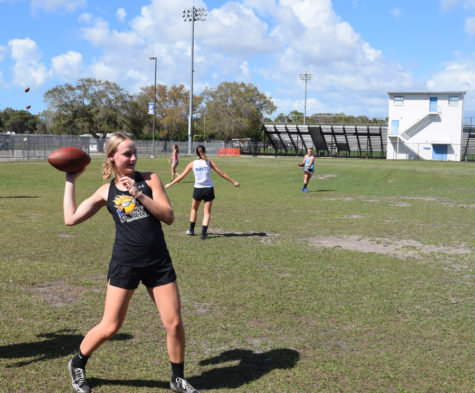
{"left": 86, "top": 348, "right": 300, "bottom": 391}
{"left": 0, "top": 329, "right": 132, "bottom": 367}
{"left": 193, "top": 348, "right": 300, "bottom": 390}
{"left": 304, "top": 189, "right": 334, "bottom": 193}
{"left": 210, "top": 232, "right": 267, "bottom": 238}
{"left": 0, "top": 195, "right": 39, "bottom": 198}
{"left": 87, "top": 377, "right": 167, "bottom": 390}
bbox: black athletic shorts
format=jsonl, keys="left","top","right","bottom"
{"left": 108, "top": 262, "right": 177, "bottom": 290}
{"left": 193, "top": 187, "right": 215, "bottom": 202}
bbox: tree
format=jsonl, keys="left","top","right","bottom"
{"left": 123, "top": 98, "right": 149, "bottom": 139}
{"left": 200, "top": 82, "right": 276, "bottom": 141}
{"left": 0, "top": 108, "right": 37, "bottom": 133}
{"left": 273, "top": 113, "right": 289, "bottom": 123}
{"left": 44, "top": 79, "right": 133, "bottom": 149}
{"left": 137, "top": 84, "right": 201, "bottom": 141}
{"left": 0, "top": 108, "right": 15, "bottom": 132}
{"left": 288, "top": 110, "right": 304, "bottom": 124}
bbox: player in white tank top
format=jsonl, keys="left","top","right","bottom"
{"left": 166, "top": 145, "right": 240, "bottom": 239}
{"left": 192, "top": 159, "right": 213, "bottom": 188}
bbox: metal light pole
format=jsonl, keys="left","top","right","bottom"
{"left": 299, "top": 71, "right": 313, "bottom": 125}
{"left": 149, "top": 56, "right": 157, "bottom": 158}
{"left": 183, "top": 7, "right": 206, "bottom": 154}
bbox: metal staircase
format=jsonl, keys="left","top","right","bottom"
{"left": 400, "top": 112, "right": 440, "bottom": 140}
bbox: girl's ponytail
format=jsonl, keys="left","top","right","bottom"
{"left": 196, "top": 145, "right": 208, "bottom": 161}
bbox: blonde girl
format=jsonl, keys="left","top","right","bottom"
{"left": 300, "top": 147, "right": 315, "bottom": 192}
{"left": 65, "top": 133, "right": 199, "bottom": 393}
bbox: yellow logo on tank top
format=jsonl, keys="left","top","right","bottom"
{"left": 113, "top": 194, "right": 149, "bottom": 223}
{"left": 114, "top": 195, "right": 136, "bottom": 214}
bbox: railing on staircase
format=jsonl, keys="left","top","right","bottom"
{"left": 400, "top": 106, "right": 441, "bottom": 140}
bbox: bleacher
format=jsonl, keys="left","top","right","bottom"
{"left": 262, "top": 123, "right": 387, "bottom": 158}
{"left": 462, "top": 123, "right": 475, "bottom": 160}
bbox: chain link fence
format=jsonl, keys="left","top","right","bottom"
{"left": 3, "top": 132, "right": 474, "bottom": 161}
{"left": 0, "top": 134, "right": 230, "bottom": 161}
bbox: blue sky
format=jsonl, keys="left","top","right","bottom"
{"left": 1, "top": 0, "right": 475, "bottom": 120}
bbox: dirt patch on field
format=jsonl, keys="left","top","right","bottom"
{"left": 33, "top": 282, "right": 87, "bottom": 306}
{"left": 309, "top": 235, "right": 472, "bottom": 260}
{"left": 58, "top": 233, "right": 75, "bottom": 238}
{"left": 315, "top": 174, "right": 337, "bottom": 180}
{"left": 391, "top": 201, "right": 412, "bottom": 207}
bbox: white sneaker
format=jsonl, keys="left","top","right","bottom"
{"left": 170, "top": 377, "right": 199, "bottom": 393}
{"left": 67, "top": 360, "right": 91, "bottom": 393}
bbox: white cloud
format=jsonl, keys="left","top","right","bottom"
{"left": 78, "top": 12, "right": 93, "bottom": 24}
{"left": 267, "top": 0, "right": 412, "bottom": 95}
{"left": 240, "top": 61, "right": 250, "bottom": 79}
{"left": 426, "top": 58, "right": 475, "bottom": 116}
{"left": 390, "top": 8, "right": 402, "bottom": 19}
{"left": 8, "top": 37, "right": 51, "bottom": 87}
{"left": 204, "top": 3, "right": 279, "bottom": 54}
{"left": 465, "top": 16, "right": 475, "bottom": 34}
{"left": 77, "top": 14, "right": 152, "bottom": 90}
{"left": 427, "top": 59, "right": 475, "bottom": 91}
{"left": 90, "top": 61, "right": 120, "bottom": 82}
{"left": 441, "top": 0, "right": 475, "bottom": 12}
{"left": 31, "top": 0, "right": 87, "bottom": 13}
{"left": 80, "top": 18, "right": 110, "bottom": 46}
{"left": 116, "top": 8, "right": 126, "bottom": 22}
{"left": 51, "top": 51, "right": 83, "bottom": 80}
{"left": 38, "top": 0, "right": 415, "bottom": 116}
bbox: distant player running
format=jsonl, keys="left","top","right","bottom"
{"left": 300, "top": 147, "right": 315, "bottom": 192}
{"left": 166, "top": 145, "right": 239, "bottom": 239}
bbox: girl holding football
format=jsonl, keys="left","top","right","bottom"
{"left": 64, "top": 133, "right": 199, "bottom": 393}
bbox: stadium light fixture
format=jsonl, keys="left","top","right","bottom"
{"left": 149, "top": 56, "right": 157, "bottom": 158}
{"left": 299, "top": 71, "right": 313, "bottom": 125}
{"left": 183, "top": 7, "right": 207, "bottom": 154}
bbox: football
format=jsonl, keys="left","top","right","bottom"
{"left": 48, "top": 147, "right": 91, "bottom": 173}
{"left": 298, "top": 162, "right": 305, "bottom": 167}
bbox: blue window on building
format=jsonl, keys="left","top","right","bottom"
{"left": 391, "top": 120, "right": 399, "bottom": 135}
{"left": 429, "top": 97, "right": 438, "bottom": 112}
{"left": 393, "top": 96, "right": 404, "bottom": 106}
{"left": 449, "top": 96, "right": 459, "bottom": 106}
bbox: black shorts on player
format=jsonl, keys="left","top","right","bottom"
{"left": 107, "top": 262, "right": 177, "bottom": 290}
{"left": 192, "top": 187, "right": 215, "bottom": 202}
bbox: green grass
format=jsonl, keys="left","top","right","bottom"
{"left": 0, "top": 156, "right": 474, "bottom": 393}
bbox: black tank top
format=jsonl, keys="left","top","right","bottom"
{"left": 106, "top": 172, "right": 171, "bottom": 267}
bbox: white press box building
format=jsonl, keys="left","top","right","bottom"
{"left": 387, "top": 91, "right": 466, "bottom": 161}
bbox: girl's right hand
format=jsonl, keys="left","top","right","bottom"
{"left": 65, "top": 167, "right": 85, "bottom": 183}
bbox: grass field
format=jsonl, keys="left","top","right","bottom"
{"left": 0, "top": 155, "right": 473, "bottom": 393}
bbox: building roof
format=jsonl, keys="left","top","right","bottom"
{"left": 387, "top": 91, "right": 466, "bottom": 96}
